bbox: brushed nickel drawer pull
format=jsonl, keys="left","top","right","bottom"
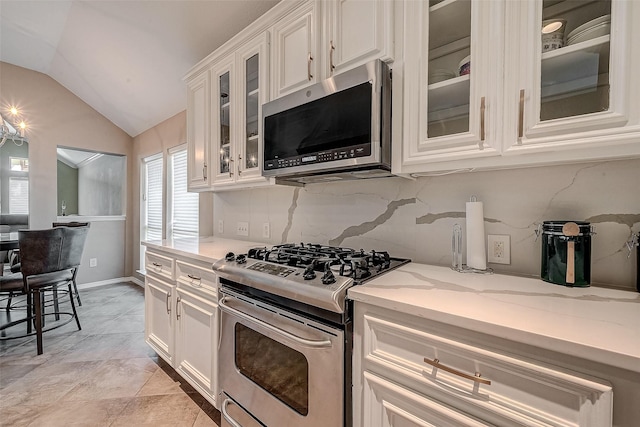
{"left": 518, "top": 89, "right": 525, "bottom": 141}
{"left": 152, "top": 262, "right": 162, "bottom": 268}
{"left": 176, "top": 296, "right": 181, "bottom": 320}
{"left": 307, "top": 52, "right": 314, "bottom": 81}
{"left": 187, "top": 274, "right": 201, "bottom": 281}
{"left": 480, "top": 96, "right": 486, "bottom": 143}
{"left": 166, "top": 292, "right": 171, "bottom": 315}
{"left": 329, "top": 40, "right": 335, "bottom": 74}
{"left": 424, "top": 357, "right": 491, "bottom": 385}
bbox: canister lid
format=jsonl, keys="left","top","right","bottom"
{"left": 542, "top": 220, "right": 593, "bottom": 235}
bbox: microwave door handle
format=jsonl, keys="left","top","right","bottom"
{"left": 219, "top": 296, "right": 332, "bottom": 348}
{"left": 221, "top": 399, "right": 243, "bottom": 427}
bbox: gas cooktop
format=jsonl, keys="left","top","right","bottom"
{"left": 212, "top": 243, "right": 410, "bottom": 314}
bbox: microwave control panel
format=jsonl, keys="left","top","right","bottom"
{"left": 265, "top": 144, "right": 372, "bottom": 170}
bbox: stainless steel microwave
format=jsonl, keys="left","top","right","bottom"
{"left": 262, "top": 60, "right": 392, "bottom": 184}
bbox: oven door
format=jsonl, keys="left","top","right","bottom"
{"left": 219, "top": 289, "right": 344, "bottom": 427}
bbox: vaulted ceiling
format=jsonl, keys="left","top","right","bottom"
{"left": 0, "top": 0, "right": 279, "bottom": 137}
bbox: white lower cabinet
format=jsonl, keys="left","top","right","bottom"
{"left": 362, "top": 371, "right": 491, "bottom": 427}
{"left": 353, "top": 303, "right": 614, "bottom": 427}
{"left": 175, "top": 286, "right": 218, "bottom": 404}
{"left": 144, "top": 248, "right": 220, "bottom": 407}
{"left": 144, "top": 275, "right": 175, "bottom": 364}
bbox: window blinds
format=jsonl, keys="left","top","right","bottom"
{"left": 170, "top": 149, "right": 199, "bottom": 238}
{"left": 144, "top": 157, "right": 163, "bottom": 242}
{"left": 9, "top": 177, "right": 29, "bottom": 214}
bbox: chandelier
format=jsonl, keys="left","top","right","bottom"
{"left": 0, "top": 106, "right": 28, "bottom": 148}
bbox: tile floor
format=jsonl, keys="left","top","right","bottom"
{"left": 0, "top": 282, "right": 221, "bottom": 426}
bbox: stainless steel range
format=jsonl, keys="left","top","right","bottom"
{"left": 213, "top": 243, "right": 410, "bottom": 427}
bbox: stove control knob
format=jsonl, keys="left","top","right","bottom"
{"left": 236, "top": 254, "right": 247, "bottom": 264}
{"left": 225, "top": 252, "right": 236, "bottom": 262}
{"left": 321, "top": 269, "right": 336, "bottom": 285}
{"left": 303, "top": 265, "right": 316, "bottom": 280}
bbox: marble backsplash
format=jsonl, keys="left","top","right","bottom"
{"left": 212, "top": 158, "right": 640, "bottom": 290}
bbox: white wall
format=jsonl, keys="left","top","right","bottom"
{"left": 0, "top": 62, "right": 134, "bottom": 282}
{"left": 78, "top": 154, "right": 126, "bottom": 216}
{"left": 131, "top": 111, "right": 213, "bottom": 281}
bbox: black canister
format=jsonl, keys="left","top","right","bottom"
{"left": 538, "top": 221, "right": 594, "bottom": 287}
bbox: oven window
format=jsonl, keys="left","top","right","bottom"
{"left": 235, "top": 323, "right": 309, "bottom": 415}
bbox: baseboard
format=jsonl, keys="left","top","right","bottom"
{"left": 77, "top": 276, "right": 144, "bottom": 289}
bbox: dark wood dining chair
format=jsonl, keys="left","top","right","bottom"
{"left": 19, "top": 226, "right": 89, "bottom": 354}
{"left": 52, "top": 221, "right": 91, "bottom": 306}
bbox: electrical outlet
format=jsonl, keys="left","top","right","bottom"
{"left": 90, "top": 258, "right": 98, "bottom": 268}
{"left": 488, "top": 235, "right": 510, "bottom": 264}
{"left": 262, "top": 222, "right": 270, "bottom": 238}
{"left": 218, "top": 220, "right": 224, "bottom": 234}
{"left": 236, "top": 222, "right": 249, "bottom": 236}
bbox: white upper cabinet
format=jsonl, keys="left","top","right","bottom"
{"left": 502, "top": 0, "right": 640, "bottom": 161}
{"left": 395, "top": 0, "right": 503, "bottom": 174}
{"left": 395, "top": 0, "right": 640, "bottom": 175}
{"left": 186, "top": 71, "right": 211, "bottom": 191}
{"left": 271, "top": 0, "right": 394, "bottom": 99}
{"left": 324, "top": 0, "right": 394, "bottom": 76}
{"left": 235, "top": 33, "right": 270, "bottom": 184}
{"left": 211, "top": 54, "right": 236, "bottom": 186}
{"left": 210, "top": 32, "right": 272, "bottom": 190}
{"left": 185, "top": 0, "right": 396, "bottom": 191}
{"left": 270, "top": 1, "right": 321, "bottom": 99}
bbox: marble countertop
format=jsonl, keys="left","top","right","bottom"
{"left": 142, "top": 236, "right": 265, "bottom": 264}
{"left": 348, "top": 263, "right": 640, "bottom": 373}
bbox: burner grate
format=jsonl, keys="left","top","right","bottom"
{"left": 246, "top": 243, "right": 402, "bottom": 283}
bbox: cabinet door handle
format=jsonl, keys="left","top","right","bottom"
{"left": 480, "top": 96, "right": 486, "bottom": 144}
{"left": 187, "top": 274, "right": 202, "bottom": 286}
{"left": 176, "top": 296, "right": 181, "bottom": 320}
{"left": 307, "top": 52, "right": 313, "bottom": 81}
{"left": 424, "top": 357, "right": 491, "bottom": 385}
{"left": 518, "top": 89, "right": 525, "bottom": 141}
{"left": 203, "top": 163, "right": 207, "bottom": 180}
{"left": 166, "top": 292, "right": 171, "bottom": 315}
{"left": 329, "top": 41, "right": 335, "bottom": 74}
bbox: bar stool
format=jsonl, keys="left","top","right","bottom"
{"left": 19, "top": 226, "right": 89, "bottom": 354}
{"left": 52, "top": 221, "right": 91, "bottom": 306}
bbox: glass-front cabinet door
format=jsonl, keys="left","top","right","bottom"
{"left": 210, "top": 32, "right": 270, "bottom": 188}
{"left": 235, "top": 32, "right": 269, "bottom": 183}
{"left": 504, "top": 0, "right": 633, "bottom": 153}
{"left": 398, "top": 0, "right": 502, "bottom": 173}
{"left": 212, "top": 56, "right": 235, "bottom": 184}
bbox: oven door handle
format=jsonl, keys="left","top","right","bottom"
{"left": 221, "top": 398, "right": 243, "bottom": 427}
{"left": 219, "top": 296, "right": 333, "bottom": 348}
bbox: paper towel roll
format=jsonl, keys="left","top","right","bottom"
{"left": 466, "top": 198, "right": 487, "bottom": 270}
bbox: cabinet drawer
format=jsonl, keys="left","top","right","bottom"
{"left": 176, "top": 260, "right": 218, "bottom": 297}
{"left": 362, "top": 371, "right": 491, "bottom": 427}
{"left": 360, "top": 308, "right": 613, "bottom": 426}
{"left": 146, "top": 251, "right": 175, "bottom": 282}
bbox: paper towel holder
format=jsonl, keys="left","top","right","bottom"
{"left": 450, "top": 196, "right": 494, "bottom": 274}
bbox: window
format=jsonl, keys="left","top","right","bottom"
{"left": 168, "top": 146, "right": 198, "bottom": 239}
{"left": 141, "top": 153, "right": 163, "bottom": 270}
{"left": 10, "top": 157, "right": 29, "bottom": 172}
{"left": 9, "top": 177, "right": 28, "bottom": 214}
